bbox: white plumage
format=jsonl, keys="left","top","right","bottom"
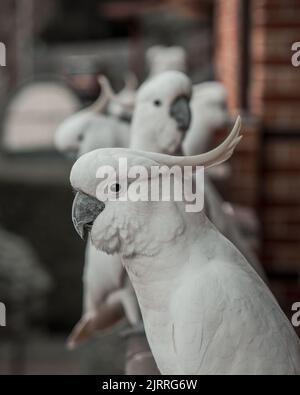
{"left": 54, "top": 83, "right": 130, "bottom": 158}
{"left": 70, "top": 120, "right": 300, "bottom": 375}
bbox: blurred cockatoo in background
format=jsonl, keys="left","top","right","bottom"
{"left": 146, "top": 45, "right": 188, "bottom": 77}
{"left": 70, "top": 119, "right": 300, "bottom": 375}
{"left": 183, "top": 82, "right": 228, "bottom": 156}
{"left": 54, "top": 76, "right": 131, "bottom": 159}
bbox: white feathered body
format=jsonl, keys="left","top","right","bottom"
{"left": 70, "top": 141, "right": 300, "bottom": 374}
{"left": 123, "top": 211, "right": 300, "bottom": 375}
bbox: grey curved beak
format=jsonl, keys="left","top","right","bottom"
{"left": 170, "top": 95, "right": 191, "bottom": 132}
{"left": 72, "top": 191, "right": 105, "bottom": 240}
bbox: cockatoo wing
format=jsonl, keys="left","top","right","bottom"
{"left": 171, "top": 254, "right": 300, "bottom": 375}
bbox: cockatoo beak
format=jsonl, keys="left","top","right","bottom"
{"left": 170, "top": 95, "right": 191, "bottom": 132}
{"left": 72, "top": 192, "right": 105, "bottom": 240}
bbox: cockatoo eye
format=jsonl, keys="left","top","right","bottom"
{"left": 153, "top": 99, "right": 162, "bottom": 107}
{"left": 110, "top": 183, "right": 121, "bottom": 193}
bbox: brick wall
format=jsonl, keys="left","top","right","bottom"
{"left": 214, "top": 0, "right": 300, "bottom": 317}
{"left": 214, "top": 0, "right": 261, "bottom": 211}
{"left": 250, "top": 0, "right": 300, "bottom": 130}
{"left": 249, "top": 0, "right": 300, "bottom": 274}
{"left": 214, "top": 0, "right": 241, "bottom": 111}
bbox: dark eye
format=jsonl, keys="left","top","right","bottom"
{"left": 110, "top": 183, "right": 121, "bottom": 193}
{"left": 78, "top": 133, "right": 84, "bottom": 142}
{"left": 154, "top": 99, "right": 162, "bottom": 107}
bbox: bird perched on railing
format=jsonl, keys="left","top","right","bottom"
{"left": 70, "top": 119, "right": 300, "bottom": 375}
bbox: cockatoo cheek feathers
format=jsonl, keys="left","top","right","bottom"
{"left": 90, "top": 205, "right": 122, "bottom": 255}
{"left": 90, "top": 199, "right": 151, "bottom": 257}
{"left": 90, "top": 199, "right": 186, "bottom": 259}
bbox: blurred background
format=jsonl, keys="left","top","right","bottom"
{"left": 0, "top": 0, "right": 299, "bottom": 374}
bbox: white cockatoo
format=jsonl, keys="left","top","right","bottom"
{"left": 63, "top": 71, "right": 192, "bottom": 349}
{"left": 129, "top": 71, "right": 192, "bottom": 154}
{"left": 183, "top": 82, "right": 228, "bottom": 156}
{"left": 54, "top": 77, "right": 131, "bottom": 159}
{"left": 69, "top": 71, "right": 262, "bottom": 348}
{"left": 146, "top": 45, "right": 187, "bottom": 77}
{"left": 107, "top": 73, "right": 138, "bottom": 122}
{"left": 70, "top": 119, "right": 300, "bottom": 375}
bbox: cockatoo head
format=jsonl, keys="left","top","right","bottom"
{"left": 54, "top": 111, "right": 100, "bottom": 158}
{"left": 54, "top": 77, "right": 110, "bottom": 158}
{"left": 130, "top": 71, "right": 192, "bottom": 154}
{"left": 192, "top": 82, "right": 228, "bottom": 131}
{"left": 107, "top": 73, "right": 138, "bottom": 121}
{"left": 70, "top": 117, "right": 242, "bottom": 258}
{"left": 70, "top": 148, "right": 184, "bottom": 258}
{"left": 146, "top": 45, "right": 187, "bottom": 76}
